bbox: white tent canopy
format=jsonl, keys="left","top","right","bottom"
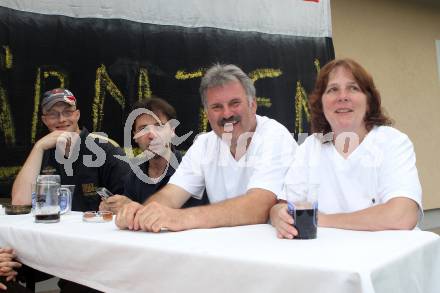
{"left": 1, "top": 0, "right": 331, "bottom": 37}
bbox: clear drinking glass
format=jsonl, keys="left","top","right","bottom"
{"left": 32, "top": 175, "right": 61, "bottom": 213}
{"left": 286, "top": 183, "right": 319, "bottom": 239}
{"left": 34, "top": 181, "right": 61, "bottom": 223}
{"left": 59, "top": 185, "right": 75, "bottom": 214}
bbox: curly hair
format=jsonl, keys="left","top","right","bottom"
{"left": 309, "top": 58, "right": 392, "bottom": 135}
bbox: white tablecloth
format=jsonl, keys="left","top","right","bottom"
{"left": 0, "top": 212, "right": 439, "bottom": 293}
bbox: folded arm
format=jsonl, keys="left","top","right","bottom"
{"left": 115, "top": 184, "right": 191, "bottom": 230}
{"left": 11, "top": 141, "right": 46, "bottom": 205}
{"left": 271, "top": 197, "right": 419, "bottom": 239}
{"left": 156, "top": 187, "right": 276, "bottom": 231}
{"left": 318, "top": 197, "right": 419, "bottom": 231}
{"left": 12, "top": 131, "right": 73, "bottom": 204}
{"left": 116, "top": 184, "right": 276, "bottom": 232}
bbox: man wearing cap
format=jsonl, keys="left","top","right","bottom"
{"left": 12, "top": 88, "right": 130, "bottom": 212}
{"left": 11, "top": 88, "right": 130, "bottom": 293}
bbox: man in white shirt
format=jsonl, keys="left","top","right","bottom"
{"left": 116, "top": 64, "right": 296, "bottom": 232}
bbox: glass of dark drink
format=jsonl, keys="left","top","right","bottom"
{"left": 286, "top": 183, "right": 319, "bottom": 239}
{"left": 34, "top": 181, "right": 61, "bottom": 223}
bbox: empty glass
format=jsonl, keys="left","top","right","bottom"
{"left": 59, "top": 185, "right": 75, "bottom": 214}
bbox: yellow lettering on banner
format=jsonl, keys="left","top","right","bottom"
{"left": 199, "top": 107, "right": 208, "bottom": 133}
{"left": 314, "top": 58, "right": 321, "bottom": 74}
{"left": 138, "top": 68, "right": 152, "bottom": 101}
{"left": 249, "top": 68, "right": 282, "bottom": 109}
{"left": 31, "top": 68, "right": 42, "bottom": 143}
{"left": 31, "top": 68, "right": 67, "bottom": 143}
{"left": 175, "top": 69, "right": 204, "bottom": 80}
{"left": 294, "top": 81, "right": 310, "bottom": 134}
{"left": 0, "top": 46, "right": 13, "bottom": 69}
{"left": 256, "top": 97, "right": 272, "bottom": 108}
{"left": 248, "top": 68, "right": 282, "bottom": 82}
{"left": 93, "top": 64, "right": 125, "bottom": 131}
{"left": 174, "top": 69, "right": 206, "bottom": 132}
{"left": 0, "top": 83, "right": 16, "bottom": 145}
{"left": 0, "top": 166, "right": 21, "bottom": 179}
{"left": 0, "top": 46, "right": 15, "bottom": 146}
{"left": 43, "top": 71, "right": 65, "bottom": 88}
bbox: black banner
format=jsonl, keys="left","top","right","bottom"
{"left": 0, "top": 6, "right": 334, "bottom": 194}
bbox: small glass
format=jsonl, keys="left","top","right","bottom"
{"left": 286, "top": 183, "right": 319, "bottom": 239}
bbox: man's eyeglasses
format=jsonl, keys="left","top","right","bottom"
{"left": 43, "top": 109, "right": 77, "bottom": 120}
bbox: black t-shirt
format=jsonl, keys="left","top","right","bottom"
{"left": 124, "top": 149, "right": 208, "bottom": 208}
{"left": 40, "top": 128, "right": 130, "bottom": 211}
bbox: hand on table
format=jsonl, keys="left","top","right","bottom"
{"left": 0, "top": 247, "right": 22, "bottom": 290}
{"left": 133, "top": 202, "right": 186, "bottom": 232}
{"left": 115, "top": 202, "right": 144, "bottom": 230}
{"left": 99, "top": 195, "right": 133, "bottom": 214}
{"left": 270, "top": 203, "right": 298, "bottom": 239}
{"left": 116, "top": 201, "right": 186, "bottom": 232}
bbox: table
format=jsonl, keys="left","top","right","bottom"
{"left": 1, "top": 213, "right": 439, "bottom": 293}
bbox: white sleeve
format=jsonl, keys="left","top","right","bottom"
{"left": 378, "top": 133, "right": 422, "bottom": 209}
{"left": 279, "top": 136, "right": 314, "bottom": 201}
{"left": 168, "top": 137, "right": 206, "bottom": 199}
{"left": 246, "top": 128, "right": 297, "bottom": 197}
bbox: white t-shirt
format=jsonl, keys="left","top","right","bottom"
{"left": 280, "top": 126, "right": 422, "bottom": 213}
{"left": 169, "top": 115, "right": 297, "bottom": 203}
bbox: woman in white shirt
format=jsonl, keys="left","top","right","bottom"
{"left": 271, "top": 58, "right": 422, "bottom": 239}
